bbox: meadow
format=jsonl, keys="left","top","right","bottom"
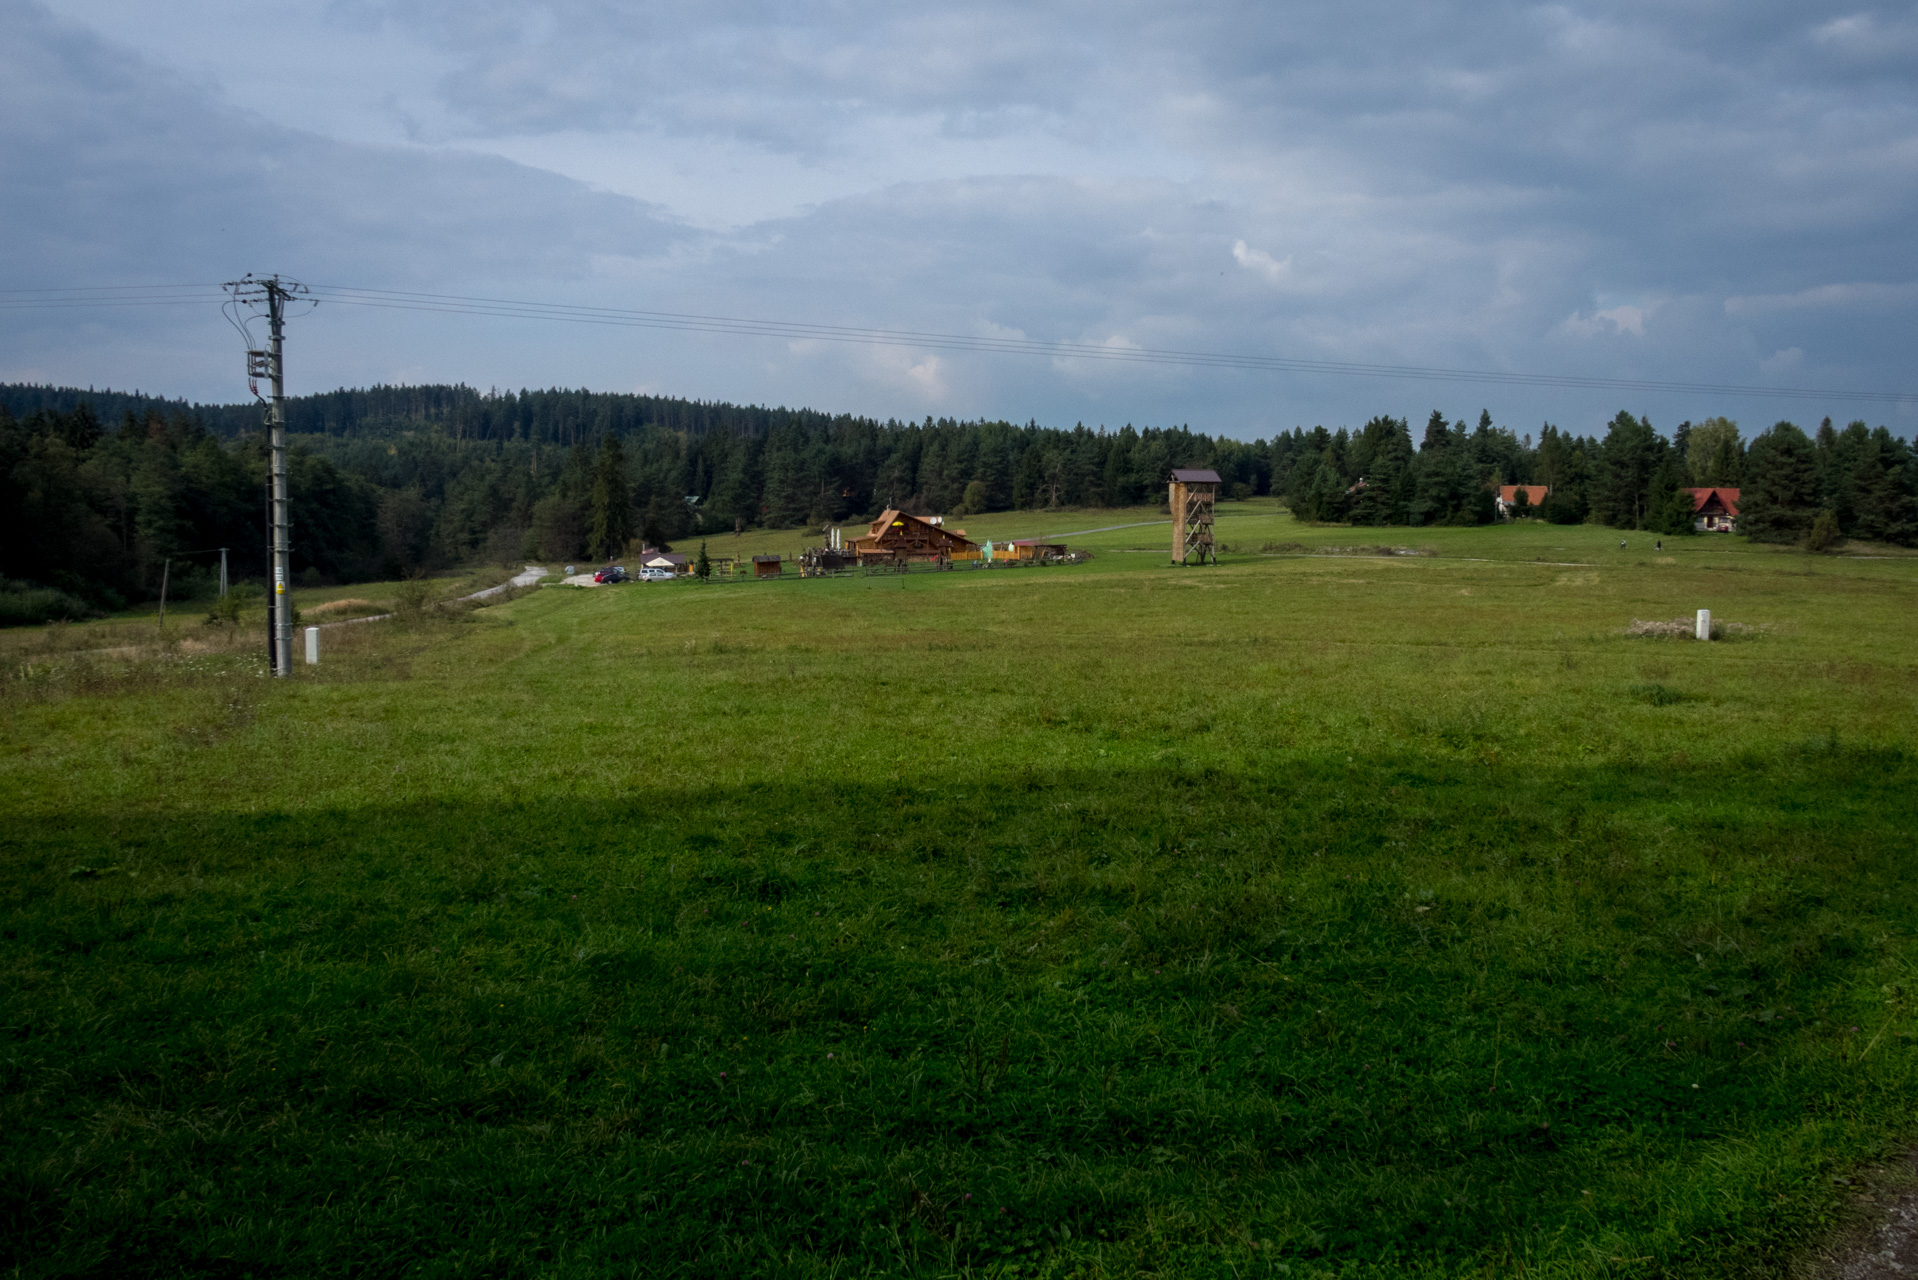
{"left": 3, "top": 509, "right": 1916, "bottom": 1279}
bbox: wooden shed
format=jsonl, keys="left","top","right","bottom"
{"left": 851, "top": 509, "right": 979, "bottom": 565}
{"left": 1003, "top": 539, "right": 1069, "bottom": 562}
{"left": 752, "top": 555, "right": 785, "bottom": 579}
{"left": 1168, "top": 468, "right": 1220, "bottom": 564}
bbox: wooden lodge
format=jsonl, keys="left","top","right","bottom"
{"left": 851, "top": 509, "right": 979, "bottom": 565}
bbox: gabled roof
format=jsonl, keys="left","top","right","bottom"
{"left": 1497, "top": 484, "right": 1550, "bottom": 503}
{"left": 854, "top": 508, "right": 974, "bottom": 548}
{"left": 1170, "top": 468, "right": 1222, "bottom": 484}
{"left": 1684, "top": 487, "right": 1740, "bottom": 516}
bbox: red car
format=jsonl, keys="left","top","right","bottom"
{"left": 593, "top": 565, "right": 627, "bottom": 584}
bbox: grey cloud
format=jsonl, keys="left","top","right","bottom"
{"left": 349, "top": 0, "right": 1918, "bottom": 297}
{"left": 6, "top": 0, "right": 1916, "bottom": 436}
{"left": 1, "top": 3, "right": 689, "bottom": 289}
{"left": 360, "top": 0, "right": 1108, "bottom": 146}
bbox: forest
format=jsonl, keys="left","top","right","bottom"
{"left": 2, "top": 381, "right": 1914, "bottom": 623}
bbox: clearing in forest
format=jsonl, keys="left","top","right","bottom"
{"left": 2, "top": 516, "right": 1915, "bottom": 1278}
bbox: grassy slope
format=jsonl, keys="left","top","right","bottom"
{"left": 2, "top": 519, "right": 1916, "bottom": 1278}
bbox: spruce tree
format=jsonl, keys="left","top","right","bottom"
{"left": 1739, "top": 422, "right": 1820, "bottom": 543}
{"left": 588, "top": 434, "right": 634, "bottom": 560}
{"left": 1592, "top": 411, "right": 1660, "bottom": 528}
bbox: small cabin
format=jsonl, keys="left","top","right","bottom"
{"left": 851, "top": 509, "right": 979, "bottom": 564}
{"left": 641, "top": 551, "right": 690, "bottom": 575}
{"left": 1495, "top": 485, "right": 1550, "bottom": 519}
{"left": 1002, "top": 539, "right": 1068, "bottom": 562}
{"left": 1684, "top": 487, "right": 1740, "bottom": 533}
{"left": 752, "top": 555, "right": 785, "bottom": 578}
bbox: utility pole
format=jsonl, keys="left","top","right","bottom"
{"left": 264, "top": 280, "right": 290, "bottom": 676}
{"left": 223, "top": 275, "right": 311, "bottom": 677}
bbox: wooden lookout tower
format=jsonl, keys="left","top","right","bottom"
{"left": 1168, "top": 468, "right": 1220, "bottom": 565}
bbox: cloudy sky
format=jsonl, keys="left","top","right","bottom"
{"left": 3, "top": 0, "right": 1915, "bottom": 439}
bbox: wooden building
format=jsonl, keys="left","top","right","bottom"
{"left": 851, "top": 509, "right": 979, "bottom": 565}
{"left": 1001, "top": 539, "right": 1069, "bottom": 562}
{"left": 1168, "top": 468, "right": 1220, "bottom": 564}
{"left": 752, "top": 555, "right": 785, "bottom": 579}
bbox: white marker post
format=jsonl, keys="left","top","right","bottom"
{"left": 1695, "top": 609, "right": 1712, "bottom": 641}
{"left": 305, "top": 625, "right": 320, "bottom": 665}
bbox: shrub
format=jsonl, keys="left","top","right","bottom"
{"left": 1806, "top": 509, "right": 1844, "bottom": 553}
{"left": 204, "top": 582, "right": 263, "bottom": 628}
{"left": 0, "top": 583, "right": 98, "bottom": 627}
{"left": 393, "top": 580, "right": 436, "bottom": 618}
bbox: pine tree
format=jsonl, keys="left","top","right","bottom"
{"left": 1592, "top": 411, "right": 1661, "bottom": 529}
{"left": 588, "top": 434, "right": 634, "bottom": 560}
{"left": 1739, "top": 422, "right": 1820, "bottom": 543}
{"left": 1849, "top": 427, "right": 1918, "bottom": 546}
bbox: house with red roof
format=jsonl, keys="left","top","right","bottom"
{"left": 1684, "top": 487, "right": 1740, "bottom": 533}
{"left": 1494, "top": 485, "right": 1550, "bottom": 519}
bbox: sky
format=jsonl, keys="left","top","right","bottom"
{"left": 2, "top": 0, "right": 1915, "bottom": 440}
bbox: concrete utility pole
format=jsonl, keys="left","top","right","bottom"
{"left": 265, "top": 281, "right": 290, "bottom": 676}
{"left": 223, "top": 274, "right": 311, "bottom": 676}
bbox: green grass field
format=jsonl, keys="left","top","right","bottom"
{"left": 4, "top": 514, "right": 1916, "bottom": 1278}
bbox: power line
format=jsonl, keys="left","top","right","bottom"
{"left": 3, "top": 279, "right": 1912, "bottom": 405}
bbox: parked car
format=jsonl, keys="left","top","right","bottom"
{"left": 593, "top": 565, "right": 627, "bottom": 583}
{"left": 638, "top": 566, "right": 674, "bottom": 582}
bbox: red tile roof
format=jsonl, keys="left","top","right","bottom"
{"left": 1684, "top": 487, "right": 1740, "bottom": 516}
{"left": 1497, "top": 484, "right": 1550, "bottom": 505}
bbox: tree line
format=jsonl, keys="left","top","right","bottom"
{"left": 1281, "top": 409, "right": 1917, "bottom": 545}
{"left": 3, "top": 382, "right": 1913, "bottom": 623}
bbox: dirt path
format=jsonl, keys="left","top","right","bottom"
{"left": 463, "top": 565, "right": 547, "bottom": 600}
{"left": 316, "top": 564, "right": 547, "bottom": 628}
{"left": 1806, "top": 1155, "right": 1918, "bottom": 1278}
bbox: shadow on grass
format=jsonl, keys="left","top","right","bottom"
{"left": 2, "top": 747, "right": 1914, "bottom": 1278}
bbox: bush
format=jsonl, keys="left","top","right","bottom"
{"left": 392, "top": 580, "right": 437, "bottom": 618}
{"left": 0, "top": 581, "right": 99, "bottom": 627}
{"left": 1806, "top": 509, "right": 1844, "bottom": 553}
{"left": 203, "top": 582, "right": 263, "bottom": 627}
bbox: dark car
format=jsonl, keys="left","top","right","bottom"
{"left": 593, "top": 565, "right": 627, "bottom": 584}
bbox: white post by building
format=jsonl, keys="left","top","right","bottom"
{"left": 1695, "top": 609, "right": 1712, "bottom": 641}
{"left": 305, "top": 625, "right": 320, "bottom": 665}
